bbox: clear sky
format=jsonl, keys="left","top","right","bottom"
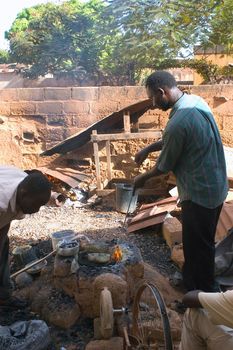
{"left": 0, "top": 0, "right": 62, "bottom": 49}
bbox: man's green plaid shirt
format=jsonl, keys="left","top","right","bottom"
{"left": 157, "top": 93, "right": 228, "bottom": 209}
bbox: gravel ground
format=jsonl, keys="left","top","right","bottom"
{"left": 4, "top": 203, "right": 178, "bottom": 349}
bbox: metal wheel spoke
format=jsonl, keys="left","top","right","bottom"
{"left": 132, "top": 283, "right": 173, "bottom": 350}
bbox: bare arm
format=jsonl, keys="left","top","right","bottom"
{"left": 135, "top": 140, "right": 163, "bottom": 165}
{"left": 133, "top": 165, "right": 164, "bottom": 190}
{"left": 182, "top": 290, "right": 203, "bottom": 308}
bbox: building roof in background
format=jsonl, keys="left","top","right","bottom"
{"left": 194, "top": 45, "right": 227, "bottom": 55}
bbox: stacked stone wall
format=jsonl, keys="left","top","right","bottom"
{"left": 0, "top": 85, "right": 232, "bottom": 170}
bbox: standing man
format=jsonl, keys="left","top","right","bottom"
{"left": 0, "top": 166, "right": 51, "bottom": 308}
{"left": 134, "top": 71, "right": 228, "bottom": 292}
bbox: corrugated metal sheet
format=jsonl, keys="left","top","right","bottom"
{"left": 127, "top": 197, "right": 177, "bottom": 233}
{"left": 38, "top": 167, "right": 81, "bottom": 188}
{"left": 41, "top": 98, "right": 153, "bottom": 156}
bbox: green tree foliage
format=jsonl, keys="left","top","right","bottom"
{"left": 6, "top": 0, "right": 108, "bottom": 80}
{"left": 0, "top": 50, "right": 10, "bottom": 64}
{"left": 6, "top": 0, "right": 229, "bottom": 83}
{"left": 104, "top": 0, "right": 222, "bottom": 81}
{"left": 202, "top": 0, "right": 233, "bottom": 49}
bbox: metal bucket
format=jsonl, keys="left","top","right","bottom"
{"left": 115, "top": 183, "right": 138, "bottom": 214}
{"left": 50, "top": 230, "right": 76, "bottom": 250}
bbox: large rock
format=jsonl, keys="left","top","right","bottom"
{"left": 54, "top": 275, "right": 78, "bottom": 297}
{"left": 45, "top": 301, "right": 81, "bottom": 328}
{"left": 162, "top": 216, "right": 182, "bottom": 249}
{"left": 74, "top": 275, "right": 96, "bottom": 318}
{"left": 93, "top": 273, "right": 128, "bottom": 317}
{"left": 15, "top": 272, "right": 33, "bottom": 288}
{"left": 85, "top": 337, "right": 124, "bottom": 350}
{"left": 171, "top": 244, "right": 184, "bottom": 270}
{"left": 142, "top": 263, "right": 183, "bottom": 306}
{"left": 53, "top": 254, "right": 72, "bottom": 277}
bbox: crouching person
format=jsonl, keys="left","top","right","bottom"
{"left": 180, "top": 289, "right": 233, "bottom": 350}
{"left": 0, "top": 166, "right": 51, "bottom": 308}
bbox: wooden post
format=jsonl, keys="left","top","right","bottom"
{"left": 132, "top": 119, "right": 139, "bottom": 132}
{"left": 123, "top": 111, "right": 131, "bottom": 133}
{"left": 106, "top": 140, "right": 112, "bottom": 182}
{"left": 92, "top": 130, "right": 102, "bottom": 190}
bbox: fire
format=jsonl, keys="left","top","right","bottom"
{"left": 112, "top": 245, "right": 123, "bottom": 262}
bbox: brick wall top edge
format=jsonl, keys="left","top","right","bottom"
{"left": 0, "top": 85, "right": 233, "bottom": 102}
{"left": 1, "top": 84, "right": 233, "bottom": 92}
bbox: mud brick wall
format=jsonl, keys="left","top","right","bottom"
{"left": 0, "top": 85, "right": 232, "bottom": 170}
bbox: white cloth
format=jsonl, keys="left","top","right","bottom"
{"left": 180, "top": 308, "right": 233, "bottom": 350}
{"left": 0, "top": 166, "right": 27, "bottom": 229}
{"left": 198, "top": 290, "right": 233, "bottom": 328}
{"left": 180, "top": 291, "right": 233, "bottom": 350}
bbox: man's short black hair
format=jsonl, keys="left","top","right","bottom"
{"left": 145, "top": 71, "right": 177, "bottom": 91}
{"left": 20, "top": 172, "right": 51, "bottom": 196}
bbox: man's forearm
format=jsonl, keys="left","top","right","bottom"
{"left": 182, "top": 290, "right": 203, "bottom": 308}
{"left": 141, "top": 165, "right": 164, "bottom": 183}
{"left": 145, "top": 140, "right": 163, "bottom": 154}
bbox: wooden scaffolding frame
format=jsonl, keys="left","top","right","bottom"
{"left": 91, "top": 111, "right": 162, "bottom": 190}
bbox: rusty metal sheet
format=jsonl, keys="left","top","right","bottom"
{"left": 216, "top": 201, "right": 233, "bottom": 242}
{"left": 41, "top": 98, "right": 153, "bottom": 156}
{"left": 140, "top": 197, "right": 177, "bottom": 211}
{"left": 127, "top": 214, "right": 167, "bottom": 233}
{"left": 38, "top": 167, "right": 80, "bottom": 188}
{"left": 127, "top": 199, "right": 177, "bottom": 233}
{"left": 129, "top": 206, "right": 165, "bottom": 224}
{"left": 55, "top": 167, "right": 90, "bottom": 182}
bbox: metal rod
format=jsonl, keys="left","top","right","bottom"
{"left": 10, "top": 249, "right": 56, "bottom": 278}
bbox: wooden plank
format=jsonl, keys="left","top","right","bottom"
{"left": 129, "top": 205, "right": 172, "bottom": 225}
{"left": 56, "top": 169, "right": 90, "bottom": 182}
{"left": 106, "top": 140, "right": 112, "bottom": 182}
{"left": 127, "top": 214, "right": 167, "bottom": 233}
{"left": 92, "top": 130, "right": 102, "bottom": 190}
{"left": 140, "top": 197, "right": 177, "bottom": 210}
{"left": 130, "top": 206, "right": 159, "bottom": 223}
{"left": 132, "top": 120, "right": 139, "bottom": 132}
{"left": 56, "top": 167, "right": 90, "bottom": 178}
{"left": 91, "top": 131, "right": 162, "bottom": 142}
{"left": 123, "top": 111, "right": 131, "bottom": 133}
{"left": 37, "top": 167, "right": 80, "bottom": 188}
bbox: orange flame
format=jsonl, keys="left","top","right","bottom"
{"left": 112, "top": 245, "right": 123, "bottom": 262}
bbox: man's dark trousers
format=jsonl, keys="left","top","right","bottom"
{"left": 0, "top": 224, "right": 11, "bottom": 300}
{"left": 181, "top": 201, "right": 223, "bottom": 292}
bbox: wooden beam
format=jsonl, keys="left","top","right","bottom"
{"left": 91, "top": 130, "right": 162, "bottom": 142}
{"left": 106, "top": 140, "right": 112, "bottom": 182}
{"left": 132, "top": 120, "right": 139, "bottom": 132}
{"left": 123, "top": 111, "right": 131, "bottom": 133}
{"left": 92, "top": 130, "right": 102, "bottom": 190}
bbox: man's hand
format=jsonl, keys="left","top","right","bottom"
{"left": 135, "top": 149, "right": 149, "bottom": 166}
{"left": 134, "top": 140, "right": 163, "bottom": 166}
{"left": 133, "top": 173, "right": 147, "bottom": 190}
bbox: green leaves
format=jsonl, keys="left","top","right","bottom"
{"left": 7, "top": 0, "right": 107, "bottom": 79}
{"left": 5, "top": 0, "right": 231, "bottom": 83}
